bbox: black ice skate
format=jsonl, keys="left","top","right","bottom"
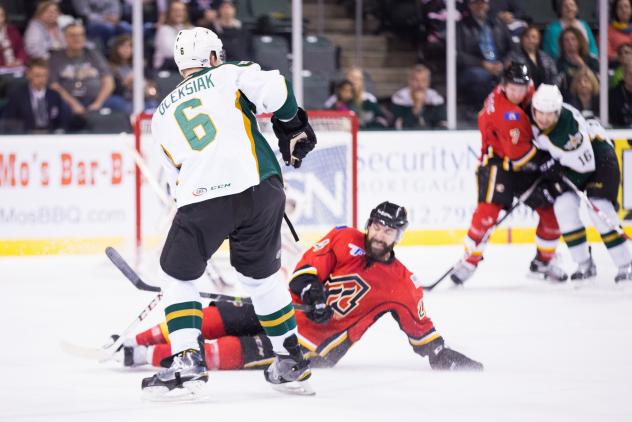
{"left": 449, "top": 260, "right": 477, "bottom": 285}
{"left": 529, "top": 256, "right": 568, "bottom": 282}
{"left": 264, "top": 335, "right": 314, "bottom": 396}
{"left": 615, "top": 262, "right": 632, "bottom": 283}
{"left": 141, "top": 348, "right": 208, "bottom": 398}
{"left": 570, "top": 257, "right": 597, "bottom": 280}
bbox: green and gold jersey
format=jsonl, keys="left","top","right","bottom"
{"left": 151, "top": 61, "right": 297, "bottom": 207}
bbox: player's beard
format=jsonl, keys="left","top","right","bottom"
{"left": 364, "top": 236, "right": 395, "bottom": 262}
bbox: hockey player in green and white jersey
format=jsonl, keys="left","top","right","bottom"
{"left": 530, "top": 84, "right": 632, "bottom": 282}
{"left": 142, "top": 27, "right": 317, "bottom": 397}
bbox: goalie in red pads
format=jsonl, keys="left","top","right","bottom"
{"left": 119, "top": 202, "right": 482, "bottom": 371}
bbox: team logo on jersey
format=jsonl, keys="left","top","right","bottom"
{"left": 312, "top": 238, "right": 330, "bottom": 252}
{"left": 504, "top": 112, "right": 520, "bottom": 121}
{"left": 193, "top": 187, "right": 207, "bottom": 196}
{"left": 509, "top": 128, "right": 520, "bottom": 145}
{"left": 347, "top": 243, "right": 365, "bottom": 256}
{"left": 325, "top": 274, "right": 371, "bottom": 317}
{"left": 564, "top": 132, "right": 583, "bottom": 151}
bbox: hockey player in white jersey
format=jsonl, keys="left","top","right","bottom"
{"left": 142, "top": 27, "right": 317, "bottom": 396}
{"left": 530, "top": 84, "right": 632, "bottom": 282}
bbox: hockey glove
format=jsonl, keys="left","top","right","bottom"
{"left": 271, "top": 108, "right": 317, "bottom": 168}
{"left": 427, "top": 338, "right": 483, "bottom": 371}
{"left": 299, "top": 279, "right": 333, "bottom": 324}
{"left": 538, "top": 157, "right": 563, "bottom": 181}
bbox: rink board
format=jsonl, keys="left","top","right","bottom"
{"left": 2, "top": 130, "right": 632, "bottom": 255}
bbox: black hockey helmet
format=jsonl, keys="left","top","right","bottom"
{"left": 503, "top": 62, "right": 531, "bottom": 86}
{"left": 367, "top": 201, "right": 409, "bottom": 232}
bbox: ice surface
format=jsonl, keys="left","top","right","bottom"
{"left": 1, "top": 244, "right": 631, "bottom": 422}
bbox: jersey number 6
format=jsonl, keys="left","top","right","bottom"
{"left": 174, "top": 98, "right": 217, "bottom": 150}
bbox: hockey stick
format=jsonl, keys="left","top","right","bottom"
{"left": 105, "top": 247, "right": 313, "bottom": 312}
{"left": 561, "top": 174, "right": 631, "bottom": 241}
{"left": 423, "top": 175, "right": 545, "bottom": 291}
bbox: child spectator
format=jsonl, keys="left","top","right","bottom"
{"left": 610, "top": 42, "right": 632, "bottom": 88}
{"left": 543, "top": 0, "right": 598, "bottom": 60}
{"left": 507, "top": 25, "right": 559, "bottom": 87}
{"left": 24, "top": 1, "right": 65, "bottom": 60}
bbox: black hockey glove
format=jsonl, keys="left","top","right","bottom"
{"left": 427, "top": 338, "right": 483, "bottom": 371}
{"left": 271, "top": 107, "right": 317, "bottom": 168}
{"left": 538, "top": 157, "right": 563, "bottom": 181}
{"left": 298, "top": 279, "right": 333, "bottom": 324}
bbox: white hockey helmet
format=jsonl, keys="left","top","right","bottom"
{"left": 173, "top": 27, "right": 224, "bottom": 73}
{"left": 532, "top": 84, "right": 563, "bottom": 114}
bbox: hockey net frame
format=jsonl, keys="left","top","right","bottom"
{"left": 132, "top": 110, "right": 359, "bottom": 253}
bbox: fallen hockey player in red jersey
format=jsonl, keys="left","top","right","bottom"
{"left": 117, "top": 202, "right": 483, "bottom": 371}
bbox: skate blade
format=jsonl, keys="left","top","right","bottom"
{"left": 526, "top": 272, "right": 568, "bottom": 283}
{"left": 142, "top": 382, "right": 209, "bottom": 403}
{"left": 271, "top": 380, "right": 316, "bottom": 396}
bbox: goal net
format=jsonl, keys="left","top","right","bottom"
{"left": 133, "top": 110, "right": 358, "bottom": 281}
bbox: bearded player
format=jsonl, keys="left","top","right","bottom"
{"left": 116, "top": 202, "right": 483, "bottom": 372}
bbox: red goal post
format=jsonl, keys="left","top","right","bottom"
{"left": 133, "top": 110, "right": 359, "bottom": 251}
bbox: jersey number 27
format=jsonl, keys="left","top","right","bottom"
{"left": 174, "top": 98, "right": 217, "bottom": 150}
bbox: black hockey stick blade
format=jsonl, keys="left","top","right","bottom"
{"left": 105, "top": 247, "right": 313, "bottom": 312}
{"left": 105, "top": 246, "right": 161, "bottom": 292}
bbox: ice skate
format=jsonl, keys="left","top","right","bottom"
{"left": 264, "top": 336, "right": 314, "bottom": 396}
{"left": 141, "top": 348, "right": 208, "bottom": 400}
{"left": 615, "top": 262, "right": 632, "bottom": 283}
{"left": 529, "top": 256, "right": 568, "bottom": 282}
{"left": 450, "top": 260, "right": 477, "bottom": 285}
{"left": 570, "top": 257, "right": 597, "bottom": 281}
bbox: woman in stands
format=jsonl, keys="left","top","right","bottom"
{"left": 608, "top": 0, "right": 632, "bottom": 64}
{"left": 153, "top": 1, "right": 192, "bottom": 71}
{"left": 556, "top": 26, "right": 599, "bottom": 95}
{"left": 507, "top": 25, "right": 559, "bottom": 88}
{"left": 543, "top": 0, "right": 598, "bottom": 60}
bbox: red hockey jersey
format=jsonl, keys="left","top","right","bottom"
{"left": 290, "top": 227, "right": 440, "bottom": 366}
{"left": 478, "top": 85, "right": 537, "bottom": 170}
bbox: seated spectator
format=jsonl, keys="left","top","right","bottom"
{"left": 456, "top": 0, "right": 512, "bottom": 114}
{"left": 391, "top": 64, "right": 445, "bottom": 125}
{"left": 0, "top": 5, "right": 27, "bottom": 69}
{"left": 108, "top": 35, "right": 133, "bottom": 115}
{"left": 608, "top": 0, "right": 632, "bottom": 64}
{"left": 1, "top": 59, "right": 67, "bottom": 133}
{"left": 184, "top": 0, "right": 219, "bottom": 28}
{"left": 122, "top": 0, "right": 168, "bottom": 27}
{"left": 543, "top": 0, "right": 598, "bottom": 61}
{"left": 489, "top": 0, "right": 527, "bottom": 43}
{"left": 610, "top": 42, "right": 632, "bottom": 88}
{"left": 507, "top": 25, "right": 559, "bottom": 87}
{"left": 48, "top": 23, "right": 118, "bottom": 117}
{"left": 566, "top": 67, "right": 599, "bottom": 118}
{"left": 213, "top": 0, "right": 250, "bottom": 61}
{"left": 393, "top": 88, "right": 447, "bottom": 129}
{"left": 154, "top": 1, "right": 192, "bottom": 71}
{"left": 610, "top": 61, "right": 632, "bottom": 126}
{"left": 328, "top": 79, "right": 357, "bottom": 112}
{"left": 557, "top": 26, "right": 599, "bottom": 94}
{"left": 421, "top": 0, "right": 465, "bottom": 45}
{"left": 325, "top": 66, "right": 388, "bottom": 129}
{"left": 24, "top": 1, "right": 66, "bottom": 60}
{"left": 72, "top": 0, "right": 132, "bottom": 49}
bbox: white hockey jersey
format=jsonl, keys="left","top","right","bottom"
{"left": 151, "top": 61, "right": 296, "bottom": 207}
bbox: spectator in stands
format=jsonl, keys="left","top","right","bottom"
{"left": 123, "top": 0, "right": 168, "bottom": 27}
{"left": 1, "top": 59, "right": 67, "bottom": 133}
{"left": 154, "top": 1, "right": 192, "bottom": 70}
{"left": 557, "top": 26, "right": 599, "bottom": 95}
{"left": 328, "top": 79, "right": 356, "bottom": 112}
{"left": 456, "top": 0, "right": 512, "bottom": 115}
{"left": 184, "top": 0, "right": 219, "bottom": 28}
{"left": 0, "top": 5, "right": 27, "bottom": 69}
{"left": 391, "top": 64, "right": 446, "bottom": 128}
{"left": 507, "top": 25, "right": 559, "bottom": 87}
{"left": 213, "top": 0, "right": 250, "bottom": 61}
{"left": 608, "top": 0, "right": 632, "bottom": 64}
{"left": 325, "top": 66, "right": 388, "bottom": 129}
{"left": 327, "top": 78, "right": 388, "bottom": 129}
{"left": 566, "top": 67, "right": 599, "bottom": 117}
{"left": 420, "top": 0, "right": 465, "bottom": 45}
{"left": 611, "top": 42, "right": 632, "bottom": 87}
{"left": 489, "top": 0, "right": 527, "bottom": 43}
{"left": 108, "top": 35, "right": 134, "bottom": 115}
{"left": 72, "top": 0, "right": 132, "bottom": 49}
{"left": 393, "top": 87, "right": 447, "bottom": 129}
{"left": 543, "top": 0, "right": 598, "bottom": 61}
{"left": 48, "top": 23, "right": 117, "bottom": 116}
{"left": 24, "top": 1, "right": 65, "bottom": 60}
{"left": 610, "top": 61, "right": 632, "bottom": 126}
